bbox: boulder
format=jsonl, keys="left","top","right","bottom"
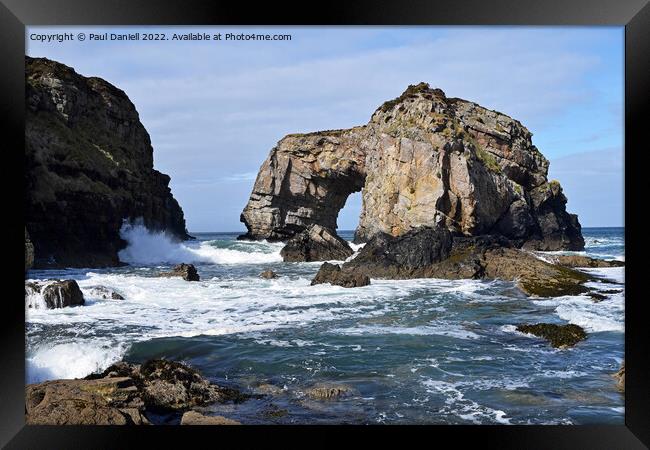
{"left": 180, "top": 411, "right": 241, "bottom": 425}
{"left": 25, "top": 56, "right": 190, "bottom": 268}
{"left": 515, "top": 323, "right": 587, "bottom": 348}
{"left": 280, "top": 224, "right": 353, "bottom": 262}
{"left": 240, "top": 83, "right": 583, "bottom": 251}
{"left": 311, "top": 262, "right": 370, "bottom": 288}
{"left": 259, "top": 270, "right": 278, "bottom": 279}
{"left": 548, "top": 255, "right": 624, "bottom": 268}
{"left": 41, "top": 280, "right": 85, "bottom": 308}
{"left": 159, "top": 263, "right": 200, "bottom": 281}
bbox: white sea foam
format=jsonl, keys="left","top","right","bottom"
{"left": 117, "top": 222, "right": 283, "bottom": 265}
{"left": 532, "top": 291, "right": 624, "bottom": 333}
{"left": 331, "top": 322, "right": 481, "bottom": 340}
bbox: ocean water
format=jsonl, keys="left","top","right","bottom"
{"left": 25, "top": 226, "right": 625, "bottom": 424}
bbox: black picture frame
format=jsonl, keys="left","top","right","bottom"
{"left": 2, "top": 0, "right": 648, "bottom": 447}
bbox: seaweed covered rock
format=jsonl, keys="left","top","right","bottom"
{"left": 25, "top": 56, "right": 190, "bottom": 268}
{"left": 280, "top": 224, "right": 353, "bottom": 262}
{"left": 311, "top": 262, "right": 370, "bottom": 288}
{"left": 241, "top": 83, "right": 583, "bottom": 251}
{"left": 304, "top": 383, "right": 354, "bottom": 400}
{"left": 516, "top": 323, "right": 587, "bottom": 348}
{"left": 159, "top": 263, "right": 200, "bottom": 281}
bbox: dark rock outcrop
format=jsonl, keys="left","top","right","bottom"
{"left": 260, "top": 269, "right": 278, "bottom": 279}
{"left": 311, "top": 262, "right": 370, "bottom": 288}
{"left": 516, "top": 323, "right": 587, "bottom": 348}
{"left": 280, "top": 224, "right": 353, "bottom": 262}
{"left": 240, "top": 83, "right": 583, "bottom": 251}
{"left": 342, "top": 227, "right": 591, "bottom": 297}
{"left": 159, "top": 263, "right": 200, "bottom": 281}
{"left": 26, "top": 56, "right": 190, "bottom": 268}
{"left": 28, "top": 280, "right": 85, "bottom": 309}
{"left": 26, "top": 359, "right": 244, "bottom": 425}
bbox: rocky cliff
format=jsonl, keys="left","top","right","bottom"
{"left": 240, "top": 83, "right": 583, "bottom": 251}
{"left": 25, "top": 57, "right": 190, "bottom": 268}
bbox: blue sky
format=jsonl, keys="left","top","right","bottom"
{"left": 27, "top": 26, "right": 624, "bottom": 230}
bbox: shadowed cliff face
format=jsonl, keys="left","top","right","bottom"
{"left": 240, "top": 83, "right": 584, "bottom": 251}
{"left": 25, "top": 57, "right": 190, "bottom": 268}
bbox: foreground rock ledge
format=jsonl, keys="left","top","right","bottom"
{"left": 516, "top": 323, "right": 587, "bottom": 348}
{"left": 26, "top": 359, "right": 245, "bottom": 425}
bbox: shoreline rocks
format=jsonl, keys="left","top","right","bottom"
{"left": 240, "top": 83, "right": 583, "bottom": 252}
{"left": 547, "top": 255, "right": 624, "bottom": 268}
{"left": 25, "top": 280, "right": 85, "bottom": 309}
{"left": 159, "top": 263, "right": 200, "bottom": 281}
{"left": 311, "top": 262, "right": 370, "bottom": 288}
{"left": 280, "top": 224, "right": 354, "bottom": 262}
{"left": 515, "top": 323, "right": 587, "bottom": 348}
{"left": 26, "top": 359, "right": 246, "bottom": 425}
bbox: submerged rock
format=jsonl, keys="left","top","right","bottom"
{"left": 548, "top": 255, "right": 624, "bottom": 268}
{"left": 280, "top": 224, "right": 353, "bottom": 262}
{"left": 240, "top": 83, "right": 583, "bottom": 251}
{"left": 515, "top": 323, "right": 587, "bottom": 348}
{"left": 38, "top": 280, "right": 85, "bottom": 309}
{"left": 613, "top": 361, "right": 625, "bottom": 392}
{"left": 260, "top": 269, "right": 278, "bottom": 279}
{"left": 25, "top": 56, "right": 190, "bottom": 268}
{"left": 159, "top": 263, "right": 200, "bottom": 281}
{"left": 180, "top": 411, "right": 241, "bottom": 425}
{"left": 311, "top": 262, "right": 370, "bottom": 288}
{"left": 304, "top": 383, "right": 354, "bottom": 400}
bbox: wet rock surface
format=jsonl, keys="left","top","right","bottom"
{"left": 260, "top": 270, "right": 278, "bottom": 279}
{"left": 25, "top": 56, "right": 190, "bottom": 268}
{"left": 613, "top": 361, "right": 625, "bottom": 392}
{"left": 241, "top": 83, "right": 583, "bottom": 251}
{"left": 515, "top": 323, "right": 587, "bottom": 348}
{"left": 86, "top": 285, "right": 125, "bottom": 300}
{"left": 25, "top": 280, "right": 86, "bottom": 309}
{"left": 311, "top": 262, "right": 370, "bottom": 288}
{"left": 159, "top": 263, "right": 200, "bottom": 281}
{"left": 280, "top": 224, "right": 354, "bottom": 262}
{"left": 548, "top": 255, "right": 624, "bottom": 268}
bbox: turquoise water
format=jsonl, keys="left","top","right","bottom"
{"left": 25, "top": 227, "right": 624, "bottom": 424}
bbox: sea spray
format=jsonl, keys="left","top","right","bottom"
{"left": 117, "top": 220, "right": 283, "bottom": 265}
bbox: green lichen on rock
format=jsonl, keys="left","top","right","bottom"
{"left": 516, "top": 323, "right": 587, "bottom": 348}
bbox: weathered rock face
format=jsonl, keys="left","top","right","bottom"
{"left": 241, "top": 83, "right": 583, "bottom": 251}
{"left": 25, "top": 57, "right": 190, "bottom": 268}
{"left": 159, "top": 263, "right": 200, "bottom": 281}
{"left": 280, "top": 224, "right": 353, "bottom": 262}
